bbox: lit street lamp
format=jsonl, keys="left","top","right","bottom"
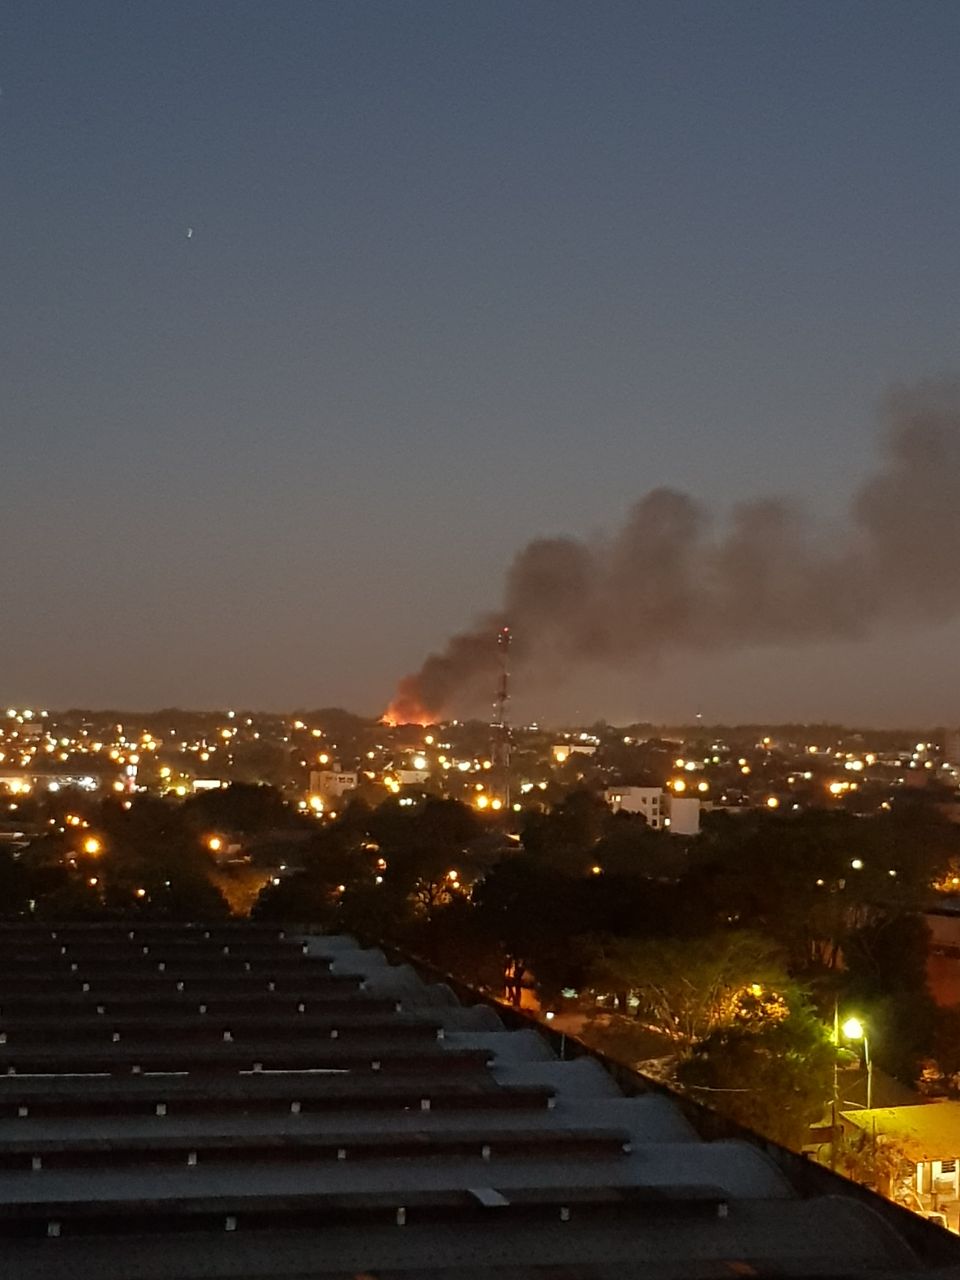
{"left": 842, "top": 1016, "right": 873, "bottom": 1111}
{"left": 831, "top": 1005, "right": 874, "bottom": 1171}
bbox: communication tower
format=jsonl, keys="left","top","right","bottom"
{"left": 491, "top": 626, "right": 511, "bottom": 805}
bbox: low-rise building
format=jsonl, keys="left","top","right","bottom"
{"left": 604, "top": 787, "right": 701, "bottom": 835}
{"left": 844, "top": 1103, "right": 960, "bottom": 1229}
{"left": 308, "top": 768, "right": 358, "bottom": 801}
{"left": 604, "top": 786, "right": 666, "bottom": 828}
{"left": 667, "top": 794, "right": 701, "bottom": 835}
{"left": 552, "top": 743, "right": 597, "bottom": 764}
{"left": 0, "top": 772, "right": 101, "bottom": 794}
{"left": 395, "top": 769, "right": 430, "bottom": 787}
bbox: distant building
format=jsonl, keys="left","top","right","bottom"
{"left": 666, "top": 794, "right": 701, "bottom": 836}
{"left": 0, "top": 772, "right": 100, "bottom": 794}
{"left": 394, "top": 769, "right": 430, "bottom": 787}
{"left": 552, "top": 743, "right": 597, "bottom": 764}
{"left": 604, "top": 786, "right": 701, "bottom": 835}
{"left": 309, "top": 768, "right": 358, "bottom": 801}
{"left": 925, "top": 905, "right": 960, "bottom": 955}
{"left": 604, "top": 786, "right": 665, "bottom": 829}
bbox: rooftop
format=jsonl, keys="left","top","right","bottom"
{"left": 0, "top": 921, "right": 953, "bottom": 1278}
{"left": 844, "top": 1101, "right": 960, "bottom": 1165}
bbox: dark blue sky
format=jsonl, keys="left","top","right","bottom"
{"left": 3, "top": 1, "right": 960, "bottom": 723}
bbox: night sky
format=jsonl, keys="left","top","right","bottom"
{"left": 4, "top": 1, "right": 960, "bottom": 724}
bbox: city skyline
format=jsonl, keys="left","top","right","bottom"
{"left": 5, "top": 2, "right": 960, "bottom": 721}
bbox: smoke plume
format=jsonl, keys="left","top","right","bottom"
{"left": 388, "top": 384, "right": 960, "bottom": 723}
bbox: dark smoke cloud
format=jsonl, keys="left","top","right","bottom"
{"left": 389, "top": 383, "right": 960, "bottom": 722}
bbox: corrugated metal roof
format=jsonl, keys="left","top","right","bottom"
{"left": 844, "top": 1101, "right": 960, "bottom": 1164}
{"left": 0, "top": 923, "right": 946, "bottom": 1278}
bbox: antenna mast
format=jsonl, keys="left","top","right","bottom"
{"left": 492, "top": 626, "right": 511, "bottom": 806}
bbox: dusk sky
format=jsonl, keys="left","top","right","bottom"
{"left": 4, "top": 1, "right": 960, "bottom": 725}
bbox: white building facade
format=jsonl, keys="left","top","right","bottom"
{"left": 308, "top": 769, "right": 358, "bottom": 801}
{"left": 604, "top": 786, "right": 666, "bottom": 829}
{"left": 604, "top": 786, "right": 700, "bottom": 835}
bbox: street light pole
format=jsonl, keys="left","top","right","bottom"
{"left": 840, "top": 1015, "right": 872, "bottom": 1111}
{"left": 831, "top": 996, "right": 839, "bottom": 1172}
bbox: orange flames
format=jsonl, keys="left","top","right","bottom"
{"left": 381, "top": 704, "right": 434, "bottom": 729}
{"left": 382, "top": 679, "right": 437, "bottom": 728}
